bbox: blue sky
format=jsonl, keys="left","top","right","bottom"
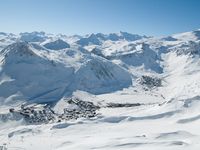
{"left": 0, "top": 0, "right": 200, "bottom": 36}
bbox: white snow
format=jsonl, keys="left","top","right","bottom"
{"left": 0, "top": 30, "right": 200, "bottom": 150}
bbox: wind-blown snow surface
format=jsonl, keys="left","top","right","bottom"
{"left": 0, "top": 30, "right": 200, "bottom": 149}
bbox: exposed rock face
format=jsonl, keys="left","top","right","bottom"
{"left": 172, "top": 41, "right": 200, "bottom": 55}
{"left": 91, "top": 47, "right": 105, "bottom": 58}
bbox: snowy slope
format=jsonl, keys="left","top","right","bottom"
{"left": 0, "top": 30, "right": 200, "bottom": 150}
{"left": 0, "top": 42, "right": 74, "bottom": 103}
{"left": 0, "top": 41, "right": 132, "bottom": 104}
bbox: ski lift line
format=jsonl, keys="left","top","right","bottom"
{"left": 30, "top": 87, "right": 62, "bottom": 99}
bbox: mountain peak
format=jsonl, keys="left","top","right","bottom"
{"left": 1, "top": 41, "right": 36, "bottom": 58}
{"left": 43, "top": 39, "right": 70, "bottom": 50}
{"left": 119, "top": 31, "right": 145, "bottom": 41}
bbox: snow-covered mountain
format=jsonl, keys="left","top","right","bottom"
{"left": 43, "top": 39, "right": 70, "bottom": 50}
{"left": 19, "top": 31, "right": 48, "bottom": 42}
{"left": 0, "top": 29, "right": 200, "bottom": 105}
{"left": 0, "top": 41, "right": 132, "bottom": 104}
{"left": 1, "top": 29, "right": 200, "bottom": 150}
{"left": 76, "top": 31, "right": 147, "bottom": 46}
